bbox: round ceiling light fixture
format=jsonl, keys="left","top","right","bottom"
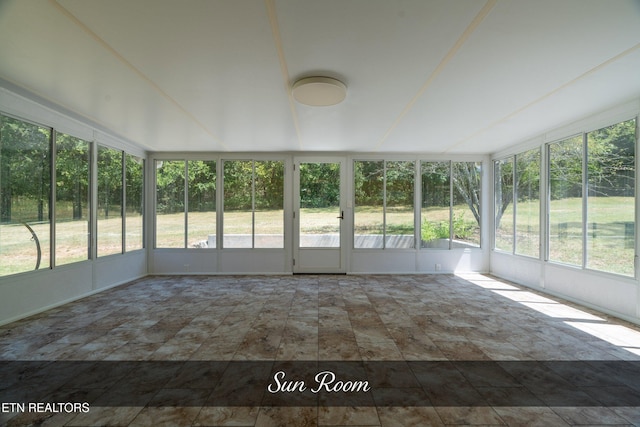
{"left": 292, "top": 76, "right": 347, "bottom": 106}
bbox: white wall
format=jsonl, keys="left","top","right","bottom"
{"left": 0, "top": 252, "right": 146, "bottom": 325}
{"left": 491, "top": 252, "right": 639, "bottom": 323}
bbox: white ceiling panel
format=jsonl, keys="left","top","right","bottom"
{"left": 0, "top": 0, "right": 638, "bottom": 154}
{"left": 383, "top": 0, "right": 640, "bottom": 153}
{"left": 275, "top": 0, "right": 486, "bottom": 151}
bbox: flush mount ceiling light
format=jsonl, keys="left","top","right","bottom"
{"left": 291, "top": 76, "right": 347, "bottom": 106}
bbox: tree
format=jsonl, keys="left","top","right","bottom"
{"left": 452, "top": 161, "right": 482, "bottom": 225}
{"left": 56, "top": 133, "right": 90, "bottom": 220}
{"left": 0, "top": 115, "right": 51, "bottom": 223}
{"left": 587, "top": 119, "right": 636, "bottom": 197}
{"left": 126, "top": 154, "right": 144, "bottom": 215}
{"left": 97, "top": 146, "right": 123, "bottom": 218}
{"left": 494, "top": 150, "right": 541, "bottom": 229}
{"left": 300, "top": 162, "right": 340, "bottom": 208}
{"left": 156, "top": 160, "right": 185, "bottom": 214}
{"left": 187, "top": 160, "right": 216, "bottom": 211}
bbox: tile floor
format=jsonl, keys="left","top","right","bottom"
{"left": 2, "top": 274, "right": 640, "bottom": 426}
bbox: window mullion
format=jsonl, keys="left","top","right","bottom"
{"left": 512, "top": 155, "right": 517, "bottom": 255}
{"left": 449, "top": 161, "right": 453, "bottom": 250}
{"left": 121, "top": 151, "right": 126, "bottom": 254}
{"left": 415, "top": 160, "right": 421, "bottom": 250}
{"left": 50, "top": 128, "right": 56, "bottom": 269}
{"left": 252, "top": 160, "right": 256, "bottom": 249}
{"left": 184, "top": 160, "right": 189, "bottom": 249}
{"left": 383, "top": 161, "right": 387, "bottom": 249}
{"left": 582, "top": 132, "right": 588, "bottom": 269}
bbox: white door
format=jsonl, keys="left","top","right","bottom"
{"left": 293, "top": 157, "right": 347, "bottom": 273}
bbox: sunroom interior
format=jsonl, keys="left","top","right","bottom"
{"left": 1, "top": 0, "right": 640, "bottom": 330}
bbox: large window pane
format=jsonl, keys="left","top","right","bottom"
{"left": 515, "top": 149, "right": 540, "bottom": 258}
{"left": 421, "top": 162, "right": 450, "bottom": 249}
{"left": 97, "top": 146, "right": 123, "bottom": 256}
{"left": 494, "top": 158, "right": 514, "bottom": 252}
{"left": 0, "top": 115, "right": 51, "bottom": 276}
{"left": 222, "top": 160, "right": 284, "bottom": 249}
{"left": 187, "top": 160, "right": 216, "bottom": 248}
{"left": 255, "top": 161, "right": 284, "bottom": 248}
{"left": 56, "top": 133, "right": 90, "bottom": 265}
{"left": 299, "top": 162, "right": 341, "bottom": 248}
{"left": 452, "top": 162, "right": 481, "bottom": 247}
{"left": 156, "top": 160, "right": 185, "bottom": 248}
{"left": 223, "top": 160, "right": 253, "bottom": 248}
{"left": 586, "top": 118, "right": 636, "bottom": 276}
{"left": 548, "top": 135, "right": 583, "bottom": 266}
{"left": 354, "top": 161, "right": 384, "bottom": 248}
{"left": 125, "top": 154, "right": 144, "bottom": 252}
{"left": 385, "top": 161, "right": 414, "bottom": 248}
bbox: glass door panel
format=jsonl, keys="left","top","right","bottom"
{"left": 294, "top": 158, "right": 345, "bottom": 273}
{"left": 299, "top": 162, "right": 341, "bottom": 248}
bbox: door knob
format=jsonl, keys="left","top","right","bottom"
{"left": 337, "top": 211, "right": 344, "bottom": 220}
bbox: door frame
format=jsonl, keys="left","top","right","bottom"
{"left": 293, "top": 156, "right": 348, "bottom": 273}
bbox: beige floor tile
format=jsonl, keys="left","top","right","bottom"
{"left": 65, "top": 406, "right": 144, "bottom": 426}
{"left": 193, "top": 406, "right": 260, "bottom": 426}
{"left": 435, "top": 406, "right": 505, "bottom": 425}
{"left": 493, "top": 407, "right": 570, "bottom": 427}
{"left": 255, "top": 407, "right": 318, "bottom": 427}
{"left": 377, "top": 407, "right": 444, "bottom": 426}
{"left": 318, "top": 406, "right": 380, "bottom": 425}
{"left": 3, "top": 274, "right": 640, "bottom": 426}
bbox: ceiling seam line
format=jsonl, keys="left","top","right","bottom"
{"left": 49, "top": 0, "right": 229, "bottom": 150}
{"left": 265, "top": 0, "right": 303, "bottom": 150}
{"left": 444, "top": 41, "right": 640, "bottom": 154}
{"left": 372, "top": 0, "right": 497, "bottom": 152}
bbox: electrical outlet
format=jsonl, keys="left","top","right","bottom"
{"left": 435, "top": 263, "right": 441, "bottom": 271}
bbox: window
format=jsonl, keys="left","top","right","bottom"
{"left": 547, "top": 118, "right": 636, "bottom": 276}
{"left": 421, "top": 162, "right": 450, "bottom": 248}
{"left": 155, "top": 160, "right": 185, "bottom": 248}
{"left": 548, "top": 135, "right": 584, "bottom": 266}
{"left": 494, "top": 158, "right": 514, "bottom": 252}
{"left": 421, "top": 161, "right": 482, "bottom": 249}
{"left": 0, "top": 112, "right": 144, "bottom": 277}
{"left": 56, "top": 133, "right": 90, "bottom": 265}
{"left": 586, "top": 119, "right": 636, "bottom": 276}
{"left": 452, "top": 162, "right": 481, "bottom": 247}
{"left": 97, "top": 146, "right": 123, "bottom": 257}
{"left": 223, "top": 160, "right": 284, "bottom": 248}
{"left": 187, "top": 160, "right": 216, "bottom": 248}
{"left": 385, "top": 161, "right": 415, "bottom": 248}
{"left": 354, "top": 160, "right": 415, "bottom": 249}
{"left": 155, "top": 160, "right": 219, "bottom": 249}
{"left": 515, "top": 149, "right": 540, "bottom": 258}
{"left": 254, "top": 160, "right": 284, "bottom": 248}
{"left": 493, "top": 149, "right": 541, "bottom": 257}
{"left": 0, "top": 115, "right": 51, "bottom": 276}
{"left": 125, "top": 154, "right": 144, "bottom": 252}
{"left": 354, "top": 161, "right": 384, "bottom": 248}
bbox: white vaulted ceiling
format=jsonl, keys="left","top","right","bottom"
{"left": 0, "top": 0, "right": 639, "bottom": 154}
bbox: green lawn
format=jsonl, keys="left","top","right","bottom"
{"left": 497, "top": 196, "right": 634, "bottom": 276}
{"left": 1, "top": 198, "right": 635, "bottom": 277}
